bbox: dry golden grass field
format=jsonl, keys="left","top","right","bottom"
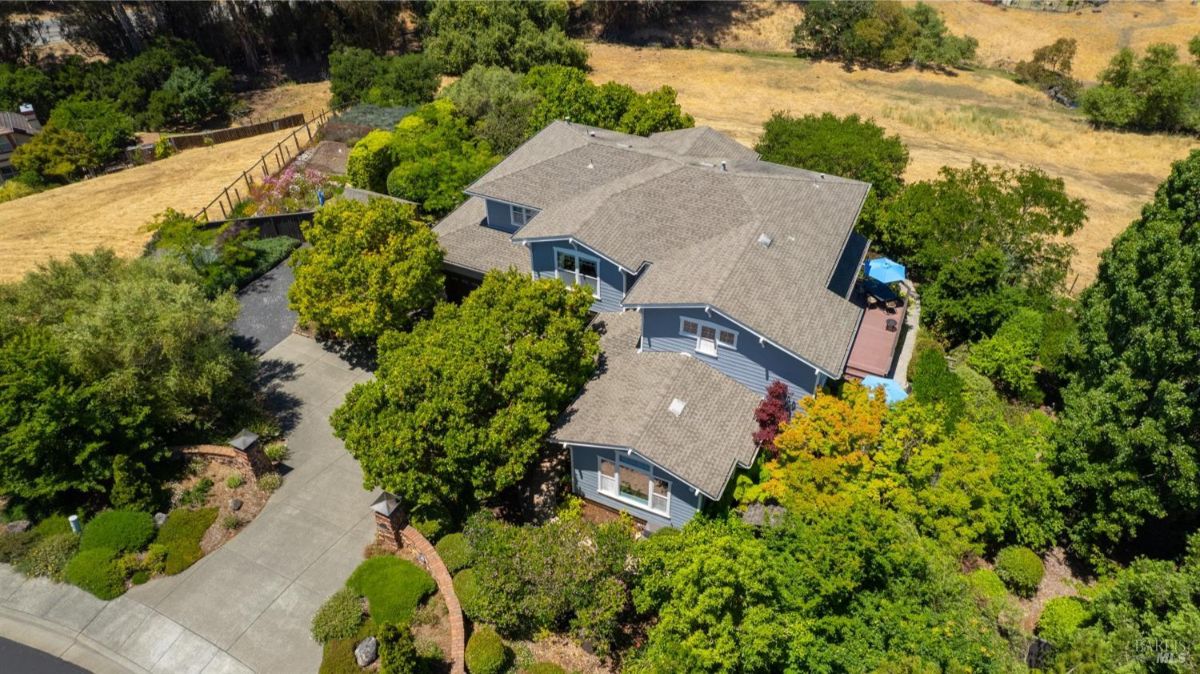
{"left": 588, "top": 42, "right": 1197, "bottom": 287}
{"left": 0, "top": 126, "right": 302, "bottom": 284}
{"left": 237, "top": 81, "right": 333, "bottom": 124}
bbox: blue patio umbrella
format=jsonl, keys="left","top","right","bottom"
{"left": 861, "top": 375, "right": 909, "bottom": 405}
{"left": 865, "top": 257, "right": 906, "bottom": 284}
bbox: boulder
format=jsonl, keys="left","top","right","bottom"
{"left": 229, "top": 499, "right": 243, "bottom": 512}
{"left": 4, "top": 520, "right": 30, "bottom": 534}
{"left": 154, "top": 513, "right": 168, "bottom": 527}
{"left": 354, "top": 636, "right": 378, "bottom": 667}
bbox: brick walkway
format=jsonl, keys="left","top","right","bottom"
{"left": 402, "top": 527, "right": 465, "bottom": 674}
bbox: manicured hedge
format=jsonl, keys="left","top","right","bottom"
{"left": 453, "top": 567, "right": 484, "bottom": 620}
{"left": 435, "top": 533, "right": 472, "bottom": 573}
{"left": 524, "top": 663, "right": 567, "bottom": 674}
{"left": 80, "top": 510, "right": 156, "bottom": 553}
{"left": 311, "top": 587, "right": 364, "bottom": 644}
{"left": 346, "top": 129, "right": 394, "bottom": 193}
{"left": 1037, "top": 596, "right": 1087, "bottom": 647}
{"left": 465, "top": 625, "right": 509, "bottom": 674}
{"left": 346, "top": 556, "right": 435, "bottom": 625}
{"left": 995, "top": 546, "right": 1044, "bottom": 598}
{"left": 155, "top": 508, "right": 218, "bottom": 575}
{"left": 64, "top": 548, "right": 125, "bottom": 600}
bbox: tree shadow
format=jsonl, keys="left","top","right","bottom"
{"left": 255, "top": 357, "right": 303, "bottom": 433}
{"left": 583, "top": 1, "right": 775, "bottom": 49}
{"left": 315, "top": 334, "right": 378, "bottom": 372}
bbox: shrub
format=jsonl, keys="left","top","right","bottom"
{"left": 257, "top": 473, "right": 282, "bottom": 493}
{"left": 1037, "top": 596, "right": 1087, "bottom": 647}
{"left": 453, "top": 568, "right": 484, "bottom": 620}
{"left": 80, "top": 510, "right": 156, "bottom": 553}
{"left": 346, "top": 556, "right": 436, "bottom": 625}
{"left": 435, "top": 533, "right": 471, "bottom": 573}
{"left": 221, "top": 514, "right": 240, "bottom": 530}
{"left": 179, "top": 477, "right": 214, "bottom": 508}
{"left": 346, "top": 129, "right": 394, "bottom": 193}
{"left": 967, "top": 308, "right": 1045, "bottom": 405}
{"left": 131, "top": 570, "right": 150, "bottom": 585}
{"left": 64, "top": 548, "right": 125, "bottom": 600}
{"left": 0, "top": 179, "right": 38, "bottom": 204}
{"left": 995, "top": 546, "right": 1044, "bottom": 598}
{"left": 523, "top": 664, "right": 566, "bottom": 674}
{"left": 15, "top": 533, "right": 78, "bottom": 580}
{"left": 465, "top": 625, "right": 509, "bottom": 674}
{"left": 311, "top": 587, "right": 365, "bottom": 644}
{"left": 31, "top": 515, "right": 72, "bottom": 538}
{"left": 144, "top": 543, "right": 168, "bottom": 575}
{"left": 378, "top": 622, "right": 417, "bottom": 674}
{"left": 319, "top": 623, "right": 374, "bottom": 674}
{"left": 0, "top": 531, "right": 34, "bottom": 563}
{"left": 908, "top": 343, "right": 964, "bottom": 428}
{"left": 116, "top": 551, "right": 145, "bottom": 577}
{"left": 226, "top": 474, "right": 244, "bottom": 489}
{"left": 155, "top": 507, "right": 217, "bottom": 575}
{"left": 263, "top": 441, "right": 289, "bottom": 464}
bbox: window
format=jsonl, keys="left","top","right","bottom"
{"left": 680, "top": 316, "right": 737, "bottom": 356}
{"left": 598, "top": 455, "right": 670, "bottom": 516}
{"left": 555, "top": 248, "right": 600, "bottom": 297}
{"left": 0, "top": 136, "right": 11, "bottom": 153}
{"left": 510, "top": 204, "right": 537, "bottom": 227}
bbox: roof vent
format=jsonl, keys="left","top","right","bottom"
{"left": 757, "top": 233, "right": 773, "bottom": 248}
{"left": 668, "top": 398, "right": 686, "bottom": 417}
{"left": 720, "top": 161, "right": 727, "bottom": 172}
{"left": 588, "top": 130, "right": 596, "bottom": 137}
{"left": 587, "top": 162, "right": 594, "bottom": 169}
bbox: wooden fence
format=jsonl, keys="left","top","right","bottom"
{"left": 168, "top": 113, "right": 306, "bottom": 151}
{"left": 193, "top": 107, "right": 342, "bottom": 222}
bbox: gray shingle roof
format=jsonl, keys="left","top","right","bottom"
{"left": 431, "top": 197, "right": 530, "bottom": 277}
{"left": 446, "top": 120, "right": 869, "bottom": 375}
{"left": 552, "top": 311, "right": 760, "bottom": 498}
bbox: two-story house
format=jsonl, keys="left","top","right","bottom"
{"left": 434, "top": 121, "right": 882, "bottom": 530}
{"left": 0, "top": 104, "right": 41, "bottom": 182}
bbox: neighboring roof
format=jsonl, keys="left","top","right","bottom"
{"left": 552, "top": 310, "right": 760, "bottom": 499}
{"left": 0, "top": 111, "right": 39, "bottom": 136}
{"left": 431, "top": 197, "right": 531, "bottom": 277}
{"left": 453, "top": 120, "right": 870, "bottom": 376}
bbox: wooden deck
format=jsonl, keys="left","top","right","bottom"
{"left": 845, "top": 292, "right": 907, "bottom": 380}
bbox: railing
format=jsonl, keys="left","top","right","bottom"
{"left": 193, "top": 106, "right": 344, "bottom": 222}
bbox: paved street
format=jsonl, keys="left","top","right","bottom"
{"left": 0, "top": 335, "right": 376, "bottom": 673}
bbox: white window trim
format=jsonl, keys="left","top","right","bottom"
{"left": 510, "top": 204, "right": 537, "bottom": 227}
{"left": 679, "top": 316, "right": 737, "bottom": 356}
{"left": 553, "top": 247, "right": 601, "bottom": 299}
{"left": 597, "top": 455, "right": 670, "bottom": 517}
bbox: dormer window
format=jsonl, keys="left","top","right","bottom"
{"left": 555, "top": 248, "right": 600, "bottom": 297}
{"left": 681, "top": 317, "right": 736, "bottom": 356}
{"left": 510, "top": 204, "right": 537, "bottom": 227}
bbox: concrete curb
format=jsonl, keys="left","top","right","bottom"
{"left": 0, "top": 605, "right": 145, "bottom": 674}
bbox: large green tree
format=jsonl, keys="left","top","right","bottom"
{"left": 0, "top": 250, "right": 253, "bottom": 510}
{"left": 424, "top": 0, "right": 587, "bottom": 75}
{"left": 522, "top": 65, "right": 694, "bottom": 137}
{"left": 328, "top": 47, "right": 440, "bottom": 108}
{"left": 289, "top": 198, "right": 444, "bottom": 340}
{"left": 1081, "top": 42, "right": 1200, "bottom": 134}
{"left": 381, "top": 99, "right": 501, "bottom": 216}
{"left": 627, "top": 509, "right": 1017, "bottom": 674}
{"left": 877, "top": 161, "right": 1086, "bottom": 343}
{"left": 792, "top": 1, "right": 976, "bottom": 70}
{"left": 755, "top": 111, "right": 908, "bottom": 233}
{"left": 331, "top": 270, "right": 598, "bottom": 512}
{"left": 1055, "top": 149, "right": 1200, "bottom": 563}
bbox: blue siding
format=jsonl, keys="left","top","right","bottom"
{"left": 530, "top": 239, "right": 625, "bottom": 313}
{"left": 640, "top": 307, "right": 819, "bottom": 398}
{"left": 570, "top": 445, "right": 702, "bottom": 530}
{"left": 484, "top": 199, "right": 518, "bottom": 234}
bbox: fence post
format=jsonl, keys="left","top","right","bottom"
{"left": 201, "top": 207, "right": 208, "bottom": 222}
{"left": 219, "top": 199, "right": 228, "bottom": 219}
{"left": 305, "top": 120, "right": 313, "bottom": 142}
{"left": 293, "top": 132, "right": 302, "bottom": 152}
{"left": 234, "top": 186, "right": 241, "bottom": 203}
{"left": 224, "top": 187, "right": 233, "bottom": 213}
{"left": 244, "top": 171, "right": 252, "bottom": 191}
{"left": 261, "top": 157, "right": 269, "bottom": 177}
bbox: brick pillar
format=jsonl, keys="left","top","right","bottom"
{"left": 371, "top": 492, "right": 407, "bottom": 552}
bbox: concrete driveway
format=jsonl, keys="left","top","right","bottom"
{"left": 231, "top": 262, "right": 299, "bottom": 355}
{"left": 0, "top": 335, "right": 376, "bottom": 673}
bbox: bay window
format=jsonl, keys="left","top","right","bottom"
{"left": 598, "top": 455, "right": 670, "bottom": 516}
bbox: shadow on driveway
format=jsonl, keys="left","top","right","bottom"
{"left": 232, "top": 261, "right": 298, "bottom": 355}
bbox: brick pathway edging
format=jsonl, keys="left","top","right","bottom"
{"left": 401, "top": 526, "right": 465, "bottom": 674}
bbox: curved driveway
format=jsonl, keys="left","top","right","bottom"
{"left": 0, "top": 334, "right": 376, "bottom": 673}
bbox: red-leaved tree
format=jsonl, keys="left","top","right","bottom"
{"left": 753, "top": 380, "right": 791, "bottom": 458}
